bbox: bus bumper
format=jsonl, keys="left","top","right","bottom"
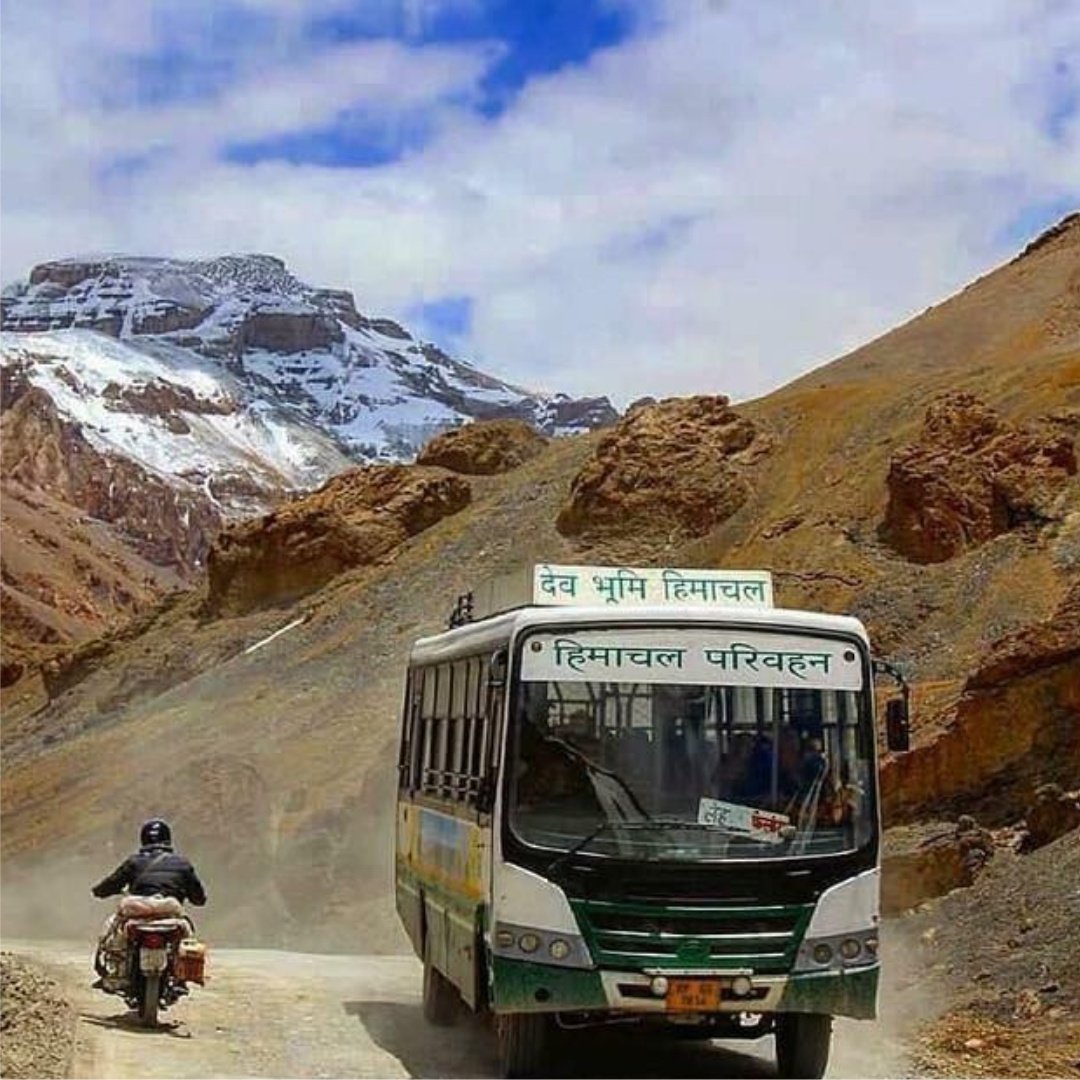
{"left": 490, "top": 957, "right": 879, "bottom": 1020}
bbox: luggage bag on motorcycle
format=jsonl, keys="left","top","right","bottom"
{"left": 174, "top": 939, "right": 207, "bottom": 984}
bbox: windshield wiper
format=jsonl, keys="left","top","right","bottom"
{"left": 546, "top": 818, "right": 747, "bottom": 877}
{"left": 544, "top": 736, "right": 650, "bottom": 819}
{"left": 546, "top": 820, "right": 659, "bottom": 877}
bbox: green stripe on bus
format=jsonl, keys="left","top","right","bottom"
{"left": 491, "top": 956, "right": 607, "bottom": 1013}
{"left": 569, "top": 900, "right": 814, "bottom": 974}
{"left": 778, "top": 965, "right": 879, "bottom": 1020}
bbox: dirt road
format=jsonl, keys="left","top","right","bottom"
{"left": 9, "top": 941, "right": 914, "bottom": 1078}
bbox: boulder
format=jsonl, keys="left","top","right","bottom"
{"left": 205, "top": 465, "right": 471, "bottom": 615}
{"left": 416, "top": 420, "right": 548, "bottom": 475}
{"left": 1022, "top": 784, "right": 1080, "bottom": 851}
{"left": 556, "top": 395, "right": 769, "bottom": 541}
{"left": 881, "top": 393, "right": 1076, "bottom": 563}
{"left": 881, "top": 817, "right": 995, "bottom": 914}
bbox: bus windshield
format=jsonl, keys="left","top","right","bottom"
{"left": 508, "top": 627, "right": 875, "bottom": 863}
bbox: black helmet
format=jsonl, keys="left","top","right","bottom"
{"left": 140, "top": 818, "right": 173, "bottom": 848}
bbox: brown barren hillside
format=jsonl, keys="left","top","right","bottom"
{"left": 1, "top": 217, "right": 1079, "bottom": 1072}
{"left": 0, "top": 367, "right": 216, "bottom": 686}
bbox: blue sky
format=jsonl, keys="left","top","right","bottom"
{"left": 115, "top": 0, "right": 639, "bottom": 169}
{"left": 2, "top": 0, "right": 1078, "bottom": 404}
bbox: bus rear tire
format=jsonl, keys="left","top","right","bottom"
{"left": 775, "top": 1012, "right": 832, "bottom": 1079}
{"left": 422, "top": 948, "right": 458, "bottom": 1026}
{"left": 495, "top": 1012, "right": 549, "bottom": 1078}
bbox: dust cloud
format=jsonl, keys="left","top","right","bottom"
{"left": 1, "top": 741, "right": 409, "bottom": 958}
{"left": 829, "top": 915, "right": 945, "bottom": 1077}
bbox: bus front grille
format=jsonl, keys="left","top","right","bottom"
{"left": 571, "top": 900, "right": 812, "bottom": 972}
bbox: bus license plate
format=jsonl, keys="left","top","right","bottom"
{"left": 667, "top": 979, "right": 722, "bottom": 1012}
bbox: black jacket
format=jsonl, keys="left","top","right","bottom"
{"left": 92, "top": 845, "right": 207, "bottom": 905}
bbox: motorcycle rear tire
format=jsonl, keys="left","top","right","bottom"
{"left": 138, "top": 973, "right": 161, "bottom": 1027}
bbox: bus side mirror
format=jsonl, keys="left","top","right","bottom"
{"left": 885, "top": 697, "right": 910, "bottom": 753}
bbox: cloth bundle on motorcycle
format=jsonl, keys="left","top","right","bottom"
{"left": 119, "top": 895, "right": 183, "bottom": 919}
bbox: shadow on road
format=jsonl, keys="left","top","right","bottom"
{"left": 79, "top": 1010, "right": 192, "bottom": 1039}
{"left": 345, "top": 1001, "right": 499, "bottom": 1077}
{"left": 344, "top": 1000, "right": 776, "bottom": 1079}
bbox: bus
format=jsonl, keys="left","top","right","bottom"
{"left": 394, "top": 564, "right": 910, "bottom": 1078}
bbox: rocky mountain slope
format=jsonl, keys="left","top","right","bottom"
{"left": 0, "top": 256, "right": 616, "bottom": 682}
{"left": 2, "top": 216, "right": 1078, "bottom": 1075}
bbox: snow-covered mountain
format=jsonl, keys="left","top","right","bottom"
{"left": 1, "top": 254, "right": 616, "bottom": 491}
{"left": 0, "top": 254, "right": 616, "bottom": 683}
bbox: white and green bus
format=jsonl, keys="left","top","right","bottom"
{"left": 395, "top": 565, "right": 910, "bottom": 1078}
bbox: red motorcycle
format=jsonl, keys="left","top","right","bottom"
{"left": 96, "top": 896, "right": 207, "bottom": 1026}
{"left": 124, "top": 917, "right": 205, "bottom": 1025}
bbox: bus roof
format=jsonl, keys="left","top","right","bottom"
{"left": 409, "top": 603, "right": 870, "bottom": 666}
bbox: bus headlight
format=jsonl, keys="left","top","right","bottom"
{"left": 839, "top": 938, "right": 861, "bottom": 961}
{"left": 492, "top": 922, "right": 593, "bottom": 969}
{"left": 796, "top": 929, "right": 880, "bottom": 972}
{"left": 549, "top": 939, "right": 571, "bottom": 961}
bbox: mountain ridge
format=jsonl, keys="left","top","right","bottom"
{"left": 0, "top": 253, "right": 617, "bottom": 680}
{"left": 2, "top": 216, "right": 1078, "bottom": 1074}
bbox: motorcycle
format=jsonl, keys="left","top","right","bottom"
{"left": 95, "top": 897, "right": 207, "bottom": 1026}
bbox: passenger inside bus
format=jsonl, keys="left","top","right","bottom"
{"left": 514, "top": 717, "right": 601, "bottom": 815}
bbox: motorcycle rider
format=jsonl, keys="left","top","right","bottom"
{"left": 91, "top": 819, "right": 206, "bottom": 989}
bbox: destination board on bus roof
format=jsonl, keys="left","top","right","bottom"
{"left": 532, "top": 565, "right": 774, "bottom": 609}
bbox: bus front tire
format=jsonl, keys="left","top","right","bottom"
{"left": 775, "top": 1012, "right": 832, "bottom": 1079}
{"left": 422, "top": 951, "right": 459, "bottom": 1026}
{"left": 495, "top": 1013, "right": 549, "bottom": 1078}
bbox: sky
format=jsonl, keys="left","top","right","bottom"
{"left": 2, "top": 0, "right": 1078, "bottom": 407}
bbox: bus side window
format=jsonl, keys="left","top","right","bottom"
{"left": 402, "top": 671, "right": 424, "bottom": 793}
{"left": 480, "top": 649, "right": 506, "bottom": 811}
{"left": 435, "top": 665, "right": 452, "bottom": 797}
{"left": 397, "top": 672, "right": 413, "bottom": 791}
{"left": 464, "top": 656, "right": 483, "bottom": 804}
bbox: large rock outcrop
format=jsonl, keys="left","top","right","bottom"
{"left": 881, "top": 581, "right": 1080, "bottom": 824}
{"left": 239, "top": 310, "right": 344, "bottom": 354}
{"left": 881, "top": 393, "right": 1076, "bottom": 563}
{"left": 556, "top": 396, "right": 770, "bottom": 542}
{"left": 205, "top": 465, "right": 471, "bottom": 615}
{"left": 416, "top": 419, "right": 548, "bottom": 475}
{"left": 881, "top": 816, "right": 995, "bottom": 914}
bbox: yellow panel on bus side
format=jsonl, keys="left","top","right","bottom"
{"left": 396, "top": 798, "right": 491, "bottom": 1007}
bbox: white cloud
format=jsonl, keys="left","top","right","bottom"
{"left": 2, "top": 0, "right": 1078, "bottom": 406}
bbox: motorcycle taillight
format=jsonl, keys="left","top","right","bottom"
{"left": 141, "top": 933, "right": 166, "bottom": 948}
